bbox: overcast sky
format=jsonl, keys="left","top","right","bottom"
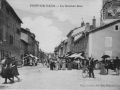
{"left": 7, "top": 0, "right": 102, "bottom": 53}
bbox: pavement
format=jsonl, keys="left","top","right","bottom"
{"left": 0, "top": 63, "right": 120, "bottom": 90}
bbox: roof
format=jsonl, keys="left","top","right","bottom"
{"left": 21, "top": 28, "right": 36, "bottom": 39}
{"left": 21, "top": 28, "right": 30, "bottom": 33}
{"left": 72, "top": 26, "right": 86, "bottom": 37}
{"left": 90, "top": 19, "right": 120, "bottom": 33}
{"left": 63, "top": 39, "right": 68, "bottom": 44}
{"left": 4, "top": 0, "right": 22, "bottom": 23}
{"left": 67, "top": 26, "right": 82, "bottom": 37}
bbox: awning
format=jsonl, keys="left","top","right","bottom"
{"left": 33, "top": 56, "right": 38, "bottom": 59}
{"left": 29, "top": 54, "right": 34, "bottom": 57}
{"left": 68, "top": 53, "right": 84, "bottom": 59}
{"left": 74, "top": 34, "right": 82, "bottom": 41}
{"left": 23, "top": 54, "right": 34, "bottom": 58}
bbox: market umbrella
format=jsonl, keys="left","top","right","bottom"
{"left": 68, "top": 53, "right": 84, "bottom": 59}
{"left": 101, "top": 55, "right": 110, "bottom": 59}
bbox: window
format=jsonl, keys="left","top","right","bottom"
{"left": 16, "top": 29, "right": 20, "bottom": 34}
{"left": 115, "top": 25, "right": 119, "bottom": 31}
{"left": 105, "top": 37, "right": 112, "bottom": 47}
{"left": 9, "top": 35, "right": 13, "bottom": 44}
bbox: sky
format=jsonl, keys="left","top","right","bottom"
{"left": 7, "top": 0, "right": 102, "bottom": 53}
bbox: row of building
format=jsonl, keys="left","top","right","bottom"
{"left": 54, "top": 0, "right": 120, "bottom": 60}
{"left": 0, "top": 0, "right": 40, "bottom": 64}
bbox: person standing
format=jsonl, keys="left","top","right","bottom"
{"left": 50, "top": 59, "right": 54, "bottom": 70}
{"left": 88, "top": 58, "right": 95, "bottom": 78}
{"left": 114, "top": 57, "right": 120, "bottom": 75}
{"left": 11, "top": 57, "right": 20, "bottom": 82}
{"left": 100, "top": 58, "right": 107, "bottom": 75}
{"left": 1, "top": 55, "right": 14, "bottom": 84}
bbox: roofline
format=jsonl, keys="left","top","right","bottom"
{"left": 5, "top": 0, "right": 22, "bottom": 23}
{"left": 67, "top": 26, "right": 81, "bottom": 37}
{"left": 89, "top": 19, "right": 120, "bottom": 33}
{"left": 21, "top": 28, "right": 30, "bottom": 33}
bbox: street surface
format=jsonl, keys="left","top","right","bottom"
{"left": 0, "top": 63, "right": 120, "bottom": 90}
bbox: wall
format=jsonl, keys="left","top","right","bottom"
{"left": 89, "top": 23, "right": 120, "bottom": 60}
{"left": 0, "top": 0, "right": 21, "bottom": 60}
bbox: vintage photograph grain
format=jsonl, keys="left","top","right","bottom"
{"left": 0, "top": 0, "right": 120, "bottom": 90}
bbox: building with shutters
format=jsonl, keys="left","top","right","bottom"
{"left": 64, "top": 19, "right": 120, "bottom": 60}
{"left": 0, "top": 0, "right": 22, "bottom": 61}
{"left": 54, "top": 0, "right": 120, "bottom": 60}
{"left": 20, "top": 28, "right": 39, "bottom": 59}
{"left": 88, "top": 19, "right": 120, "bottom": 60}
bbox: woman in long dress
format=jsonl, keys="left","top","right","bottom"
{"left": 82, "top": 60, "right": 89, "bottom": 78}
{"left": 11, "top": 57, "right": 20, "bottom": 82}
{"left": 1, "top": 56, "right": 14, "bottom": 84}
{"left": 100, "top": 60, "right": 107, "bottom": 75}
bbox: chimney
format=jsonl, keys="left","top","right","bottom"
{"left": 92, "top": 16, "right": 96, "bottom": 28}
{"left": 85, "top": 22, "right": 90, "bottom": 31}
{"left": 81, "top": 21, "right": 85, "bottom": 27}
{"left": 81, "top": 18, "right": 85, "bottom": 27}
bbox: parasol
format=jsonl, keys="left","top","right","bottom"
{"left": 101, "top": 55, "right": 110, "bottom": 59}
{"left": 68, "top": 53, "right": 84, "bottom": 59}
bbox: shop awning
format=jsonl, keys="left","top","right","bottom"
{"left": 68, "top": 53, "right": 84, "bottom": 59}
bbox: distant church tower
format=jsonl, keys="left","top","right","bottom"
{"left": 100, "top": 0, "right": 120, "bottom": 25}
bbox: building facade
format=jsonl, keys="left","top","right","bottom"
{"left": 20, "top": 28, "right": 39, "bottom": 58}
{"left": 88, "top": 20, "right": 120, "bottom": 60}
{"left": 54, "top": 0, "right": 120, "bottom": 60}
{"left": 0, "top": 0, "right": 22, "bottom": 61}
{"left": 20, "top": 28, "right": 29, "bottom": 59}
{"left": 54, "top": 39, "right": 68, "bottom": 59}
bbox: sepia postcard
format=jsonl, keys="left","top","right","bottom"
{"left": 0, "top": 0, "right": 120, "bottom": 90}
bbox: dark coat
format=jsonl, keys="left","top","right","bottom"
{"left": 1, "top": 58, "right": 14, "bottom": 78}
{"left": 88, "top": 60, "right": 95, "bottom": 69}
{"left": 114, "top": 58, "right": 120, "bottom": 68}
{"left": 11, "top": 61, "right": 19, "bottom": 76}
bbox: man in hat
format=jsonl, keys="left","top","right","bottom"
{"left": 88, "top": 58, "right": 95, "bottom": 78}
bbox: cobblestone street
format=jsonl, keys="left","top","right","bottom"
{"left": 0, "top": 64, "right": 120, "bottom": 90}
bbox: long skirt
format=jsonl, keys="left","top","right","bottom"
{"left": 1, "top": 67, "right": 14, "bottom": 78}
{"left": 100, "top": 64, "right": 107, "bottom": 75}
{"left": 12, "top": 66, "right": 19, "bottom": 76}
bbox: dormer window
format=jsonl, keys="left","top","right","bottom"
{"left": 115, "top": 25, "right": 119, "bottom": 31}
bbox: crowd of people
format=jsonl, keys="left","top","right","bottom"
{"left": 0, "top": 54, "right": 119, "bottom": 83}
{"left": 22, "top": 54, "right": 38, "bottom": 66}
{"left": 47, "top": 56, "right": 120, "bottom": 78}
{"left": 99, "top": 56, "right": 120, "bottom": 75}
{"left": 0, "top": 55, "right": 20, "bottom": 84}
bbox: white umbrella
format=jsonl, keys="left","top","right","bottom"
{"left": 1, "top": 59, "right": 6, "bottom": 64}
{"left": 69, "top": 53, "right": 84, "bottom": 59}
{"left": 29, "top": 54, "right": 34, "bottom": 57}
{"left": 69, "top": 53, "right": 77, "bottom": 57}
{"left": 34, "top": 56, "right": 38, "bottom": 60}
